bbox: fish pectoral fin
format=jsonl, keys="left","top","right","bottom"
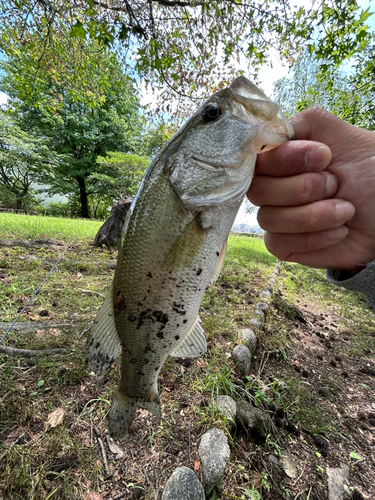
{"left": 163, "top": 213, "right": 210, "bottom": 271}
{"left": 170, "top": 316, "right": 207, "bottom": 358}
{"left": 109, "top": 391, "right": 161, "bottom": 439}
{"left": 84, "top": 285, "right": 121, "bottom": 376}
{"left": 210, "top": 238, "right": 228, "bottom": 284}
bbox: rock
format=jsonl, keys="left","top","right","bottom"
{"left": 249, "top": 318, "right": 262, "bottom": 330}
{"left": 259, "top": 290, "right": 272, "bottom": 299}
{"left": 92, "top": 197, "right": 133, "bottom": 248}
{"left": 240, "top": 329, "right": 257, "bottom": 356}
{"left": 254, "top": 309, "right": 265, "bottom": 322}
{"left": 279, "top": 450, "right": 298, "bottom": 478}
{"left": 256, "top": 302, "right": 269, "bottom": 314}
{"left": 326, "top": 463, "right": 350, "bottom": 500}
{"left": 198, "top": 428, "right": 230, "bottom": 496}
{"left": 268, "top": 454, "right": 279, "bottom": 465}
{"left": 162, "top": 466, "right": 205, "bottom": 500}
{"left": 236, "top": 401, "right": 269, "bottom": 441}
{"left": 232, "top": 345, "right": 251, "bottom": 376}
{"left": 216, "top": 396, "right": 237, "bottom": 429}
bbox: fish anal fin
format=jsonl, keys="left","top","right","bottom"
{"left": 170, "top": 316, "right": 207, "bottom": 358}
{"left": 210, "top": 238, "right": 228, "bottom": 284}
{"left": 163, "top": 213, "right": 210, "bottom": 271}
{"left": 84, "top": 285, "right": 121, "bottom": 376}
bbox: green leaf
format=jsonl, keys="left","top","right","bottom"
{"left": 70, "top": 20, "right": 87, "bottom": 39}
{"left": 37, "top": 380, "right": 45, "bottom": 387}
{"left": 350, "top": 452, "right": 362, "bottom": 460}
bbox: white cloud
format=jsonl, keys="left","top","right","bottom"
{"left": 0, "top": 92, "right": 8, "bottom": 105}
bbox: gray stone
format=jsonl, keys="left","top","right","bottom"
{"left": 264, "top": 286, "right": 273, "bottom": 293}
{"left": 254, "top": 309, "right": 265, "bottom": 322}
{"left": 256, "top": 302, "right": 269, "bottom": 314}
{"left": 240, "top": 329, "right": 257, "bottom": 356}
{"left": 249, "top": 318, "right": 262, "bottom": 330}
{"left": 198, "top": 428, "right": 230, "bottom": 496}
{"left": 216, "top": 396, "right": 236, "bottom": 429}
{"left": 162, "top": 467, "right": 205, "bottom": 500}
{"left": 279, "top": 450, "right": 298, "bottom": 478}
{"left": 232, "top": 345, "right": 251, "bottom": 376}
{"left": 236, "top": 401, "right": 270, "bottom": 441}
{"left": 259, "top": 290, "right": 272, "bottom": 299}
{"left": 327, "top": 464, "right": 351, "bottom": 500}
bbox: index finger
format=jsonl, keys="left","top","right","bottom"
{"left": 255, "top": 139, "right": 332, "bottom": 177}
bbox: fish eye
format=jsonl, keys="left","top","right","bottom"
{"left": 202, "top": 103, "right": 222, "bottom": 122}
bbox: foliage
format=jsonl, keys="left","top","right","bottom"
{"left": 273, "top": 43, "right": 375, "bottom": 131}
{"left": 89, "top": 152, "right": 149, "bottom": 218}
{"left": 0, "top": 112, "right": 59, "bottom": 209}
{"left": 0, "top": 1, "right": 372, "bottom": 116}
{"left": 0, "top": 33, "right": 145, "bottom": 218}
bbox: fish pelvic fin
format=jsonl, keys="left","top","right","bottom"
{"left": 170, "top": 315, "right": 207, "bottom": 358}
{"left": 109, "top": 390, "right": 161, "bottom": 440}
{"left": 84, "top": 285, "right": 121, "bottom": 376}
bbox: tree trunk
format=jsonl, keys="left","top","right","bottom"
{"left": 92, "top": 197, "right": 134, "bottom": 248}
{"left": 77, "top": 175, "right": 89, "bottom": 218}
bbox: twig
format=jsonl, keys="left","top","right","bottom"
{"left": 142, "top": 467, "right": 150, "bottom": 485}
{"left": 0, "top": 345, "right": 66, "bottom": 357}
{"left": 108, "top": 493, "right": 126, "bottom": 500}
{"left": 306, "top": 486, "right": 312, "bottom": 500}
{"left": 294, "top": 490, "right": 308, "bottom": 500}
{"left": 78, "top": 326, "right": 91, "bottom": 339}
{"left": 221, "top": 493, "right": 243, "bottom": 499}
{"left": 81, "top": 289, "right": 104, "bottom": 297}
{"left": 93, "top": 426, "right": 110, "bottom": 475}
{"left": 0, "top": 433, "right": 25, "bottom": 464}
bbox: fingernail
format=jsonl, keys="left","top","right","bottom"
{"left": 324, "top": 174, "right": 339, "bottom": 198}
{"left": 335, "top": 202, "right": 355, "bottom": 223}
{"left": 305, "top": 146, "right": 331, "bottom": 171}
{"left": 327, "top": 226, "right": 348, "bottom": 241}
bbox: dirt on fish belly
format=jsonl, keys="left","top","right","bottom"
{"left": 84, "top": 75, "right": 293, "bottom": 439}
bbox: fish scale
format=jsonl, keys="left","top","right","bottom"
{"left": 85, "top": 76, "right": 294, "bottom": 439}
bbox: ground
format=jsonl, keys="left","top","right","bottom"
{"left": 0, "top": 231, "right": 374, "bottom": 500}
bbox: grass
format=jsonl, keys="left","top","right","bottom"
{"left": 1, "top": 215, "right": 375, "bottom": 499}
{"left": 0, "top": 213, "right": 102, "bottom": 240}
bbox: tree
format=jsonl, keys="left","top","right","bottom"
{"left": 0, "top": 36, "right": 145, "bottom": 218}
{"left": 0, "top": 112, "right": 59, "bottom": 209}
{"left": 0, "top": 1, "right": 372, "bottom": 114}
{"left": 89, "top": 152, "right": 149, "bottom": 218}
{"left": 272, "top": 45, "right": 373, "bottom": 130}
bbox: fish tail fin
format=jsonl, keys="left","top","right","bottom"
{"left": 109, "top": 390, "right": 137, "bottom": 439}
{"left": 139, "top": 397, "right": 162, "bottom": 420}
{"left": 109, "top": 391, "right": 162, "bottom": 439}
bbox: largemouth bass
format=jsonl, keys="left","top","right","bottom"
{"left": 85, "top": 76, "right": 294, "bottom": 439}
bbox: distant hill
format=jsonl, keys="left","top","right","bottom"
{"left": 232, "top": 223, "right": 264, "bottom": 234}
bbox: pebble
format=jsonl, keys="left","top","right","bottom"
{"left": 254, "top": 309, "right": 265, "bottom": 322}
{"left": 162, "top": 466, "right": 205, "bottom": 500}
{"left": 256, "top": 302, "right": 269, "bottom": 314}
{"left": 326, "top": 463, "right": 350, "bottom": 500}
{"left": 240, "top": 328, "right": 257, "bottom": 356}
{"left": 236, "top": 400, "right": 269, "bottom": 441}
{"left": 216, "top": 396, "right": 237, "bottom": 429}
{"left": 198, "top": 428, "right": 230, "bottom": 496}
{"left": 249, "top": 318, "right": 262, "bottom": 330}
{"left": 232, "top": 345, "right": 251, "bottom": 376}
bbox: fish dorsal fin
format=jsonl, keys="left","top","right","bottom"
{"left": 170, "top": 316, "right": 207, "bottom": 358}
{"left": 210, "top": 238, "right": 228, "bottom": 284}
{"left": 163, "top": 213, "right": 210, "bottom": 271}
{"left": 84, "top": 285, "right": 121, "bottom": 376}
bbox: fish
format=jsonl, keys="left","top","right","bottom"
{"left": 85, "top": 76, "right": 294, "bottom": 439}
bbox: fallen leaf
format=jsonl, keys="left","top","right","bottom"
{"left": 106, "top": 436, "right": 124, "bottom": 459}
{"left": 83, "top": 493, "right": 103, "bottom": 500}
{"left": 194, "top": 458, "right": 200, "bottom": 472}
{"left": 48, "top": 328, "right": 60, "bottom": 336}
{"left": 47, "top": 407, "right": 66, "bottom": 428}
{"left": 27, "top": 312, "right": 40, "bottom": 321}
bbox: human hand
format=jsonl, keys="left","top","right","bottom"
{"left": 247, "top": 107, "right": 375, "bottom": 271}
